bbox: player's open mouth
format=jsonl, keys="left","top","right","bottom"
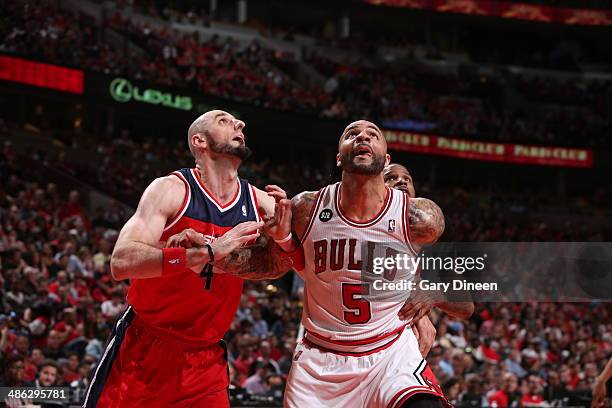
{"left": 233, "top": 134, "right": 245, "bottom": 144}
{"left": 395, "top": 185, "right": 408, "bottom": 191}
{"left": 354, "top": 145, "right": 372, "bottom": 158}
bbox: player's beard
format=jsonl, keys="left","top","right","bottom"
{"left": 340, "top": 151, "right": 385, "bottom": 176}
{"left": 209, "top": 139, "right": 252, "bottom": 160}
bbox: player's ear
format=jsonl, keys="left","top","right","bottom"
{"left": 385, "top": 154, "right": 391, "bottom": 166}
{"left": 336, "top": 153, "right": 341, "bottom": 168}
{"left": 192, "top": 133, "right": 207, "bottom": 150}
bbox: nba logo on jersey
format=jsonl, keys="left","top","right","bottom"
{"left": 388, "top": 219, "right": 396, "bottom": 232}
{"left": 242, "top": 204, "right": 247, "bottom": 217}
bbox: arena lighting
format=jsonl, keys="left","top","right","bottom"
{"left": 109, "top": 77, "right": 193, "bottom": 111}
{"left": 0, "top": 55, "right": 84, "bottom": 94}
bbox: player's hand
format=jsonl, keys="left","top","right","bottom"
{"left": 165, "top": 228, "right": 207, "bottom": 248}
{"left": 411, "top": 315, "right": 436, "bottom": 357}
{"left": 591, "top": 373, "right": 608, "bottom": 408}
{"left": 262, "top": 185, "right": 292, "bottom": 242}
{"left": 265, "top": 185, "right": 287, "bottom": 202}
{"left": 398, "top": 289, "right": 437, "bottom": 324}
{"left": 209, "top": 221, "right": 264, "bottom": 261}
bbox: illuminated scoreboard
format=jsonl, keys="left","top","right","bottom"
{"left": 0, "top": 55, "right": 84, "bottom": 95}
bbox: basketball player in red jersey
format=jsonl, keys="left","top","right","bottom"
{"left": 83, "top": 110, "right": 300, "bottom": 408}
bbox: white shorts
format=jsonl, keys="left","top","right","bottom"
{"left": 284, "top": 327, "right": 448, "bottom": 408}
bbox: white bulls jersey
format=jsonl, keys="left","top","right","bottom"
{"left": 299, "top": 182, "right": 420, "bottom": 354}
{"left": 286, "top": 183, "right": 449, "bottom": 408}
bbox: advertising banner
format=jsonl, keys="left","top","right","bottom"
{"left": 365, "top": 0, "right": 612, "bottom": 26}
{"left": 384, "top": 129, "right": 594, "bottom": 167}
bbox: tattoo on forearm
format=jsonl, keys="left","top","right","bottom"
{"left": 215, "top": 191, "right": 317, "bottom": 280}
{"left": 409, "top": 198, "right": 445, "bottom": 244}
{"left": 215, "top": 236, "right": 293, "bottom": 280}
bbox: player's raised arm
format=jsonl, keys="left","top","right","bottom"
{"left": 408, "top": 197, "right": 445, "bottom": 245}
{"left": 111, "top": 176, "right": 262, "bottom": 280}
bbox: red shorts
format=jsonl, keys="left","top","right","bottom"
{"left": 83, "top": 306, "right": 230, "bottom": 408}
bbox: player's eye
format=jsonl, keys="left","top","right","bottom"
{"left": 219, "top": 118, "right": 228, "bottom": 125}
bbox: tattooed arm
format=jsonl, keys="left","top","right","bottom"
{"left": 213, "top": 235, "right": 293, "bottom": 280}
{"left": 288, "top": 190, "right": 318, "bottom": 241}
{"left": 402, "top": 197, "right": 473, "bottom": 320}
{"left": 408, "top": 197, "right": 445, "bottom": 246}
{"left": 212, "top": 190, "right": 318, "bottom": 280}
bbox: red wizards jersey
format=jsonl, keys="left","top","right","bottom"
{"left": 127, "top": 168, "right": 262, "bottom": 346}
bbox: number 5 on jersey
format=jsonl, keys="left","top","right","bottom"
{"left": 342, "top": 283, "right": 371, "bottom": 324}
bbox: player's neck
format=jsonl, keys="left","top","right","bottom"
{"left": 195, "top": 158, "right": 240, "bottom": 203}
{"left": 339, "top": 174, "right": 387, "bottom": 222}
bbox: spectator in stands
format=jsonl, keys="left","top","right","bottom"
{"left": 458, "top": 373, "right": 486, "bottom": 407}
{"left": 24, "top": 347, "right": 45, "bottom": 383}
{"left": 43, "top": 330, "right": 66, "bottom": 360}
{"left": 488, "top": 372, "right": 521, "bottom": 408}
{"left": 233, "top": 336, "right": 257, "bottom": 386}
{"left": 11, "top": 333, "right": 30, "bottom": 360}
{"left": 34, "top": 360, "right": 58, "bottom": 387}
{"left": 100, "top": 290, "right": 126, "bottom": 320}
{"left": 256, "top": 340, "right": 280, "bottom": 374}
{"left": 250, "top": 308, "right": 268, "bottom": 339}
{"left": 63, "top": 352, "right": 81, "bottom": 383}
{"left": 520, "top": 375, "right": 545, "bottom": 407}
{"left": 0, "top": 356, "right": 29, "bottom": 387}
{"left": 244, "top": 361, "right": 274, "bottom": 395}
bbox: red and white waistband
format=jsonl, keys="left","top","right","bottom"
{"left": 303, "top": 324, "right": 408, "bottom": 356}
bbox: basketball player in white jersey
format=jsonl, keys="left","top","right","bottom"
{"left": 279, "top": 121, "right": 449, "bottom": 408}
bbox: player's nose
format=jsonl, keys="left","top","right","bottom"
{"left": 234, "top": 119, "right": 245, "bottom": 130}
{"left": 355, "top": 131, "right": 371, "bottom": 143}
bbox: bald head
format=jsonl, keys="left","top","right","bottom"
{"left": 339, "top": 120, "right": 384, "bottom": 146}
{"left": 187, "top": 110, "right": 250, "bottom": 162}
{"left": 187, "top": 110, "right": 222, "bottom": 157}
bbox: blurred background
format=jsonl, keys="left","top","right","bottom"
{"left": 0, "top": 0, "right": 611, "bottom": 406}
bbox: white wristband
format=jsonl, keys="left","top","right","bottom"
{"left": 274, "top": 232, "right": 293, "bottom": 244}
